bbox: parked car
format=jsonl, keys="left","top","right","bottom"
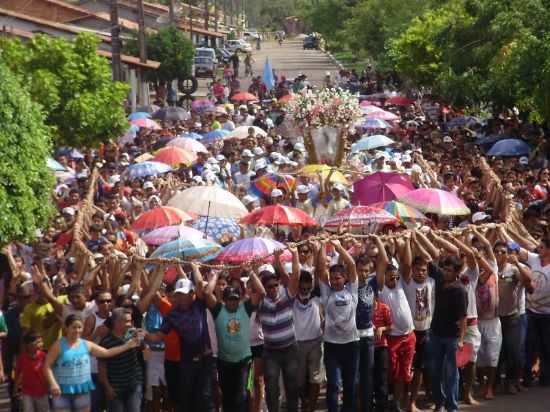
{"left": 194, "top": 57, "right": 216, "bottom": 78}
{"left": 303, "top": 35, "right": 319, "bottom": 50}
{"left": 215, "top": 48, "right": 234, "bottom": 64}
{"left": 226, "top": 39, "right": 252, "bottom": 53}
{"left": 244, "top": 30, "right": 260, "bottom": 40}
{"left": 195, "top": 47, "right": 217, "bottom": 65}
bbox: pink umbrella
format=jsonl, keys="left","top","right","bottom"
{"left": 216, "top": 237, "right": 292, "bottom": 264}
{"left": 352, "top": 172, "right": 415, "bottom": 205}
{"left": 166, "top": 137, "right": 208, "bottom": 153}
{"left": 398, "top": 188, "right": 471, "bottom": 215}
{"left": 142, "top": 225, "right": 214, "bottom": 245}
{"left": 361, "top": 104, "right": 384, "bottom": 114}
{"left": 366, "top": 110, "right": 400, "bottom": 121}
{"left": 324, "top": 206, "right": 398, "bottom": 228}
{"left": 130, "top": 118, "right": 161, "bottom": 130}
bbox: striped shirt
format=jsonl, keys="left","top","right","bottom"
{"left": 99, "top": 333, "right": 142, "bottom": 396}
{"left": 258, "top": 287, "right": 296, "bottom": 349}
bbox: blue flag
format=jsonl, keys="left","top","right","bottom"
{"left": 263, "top": 57, "right": 275, "bottom": 91}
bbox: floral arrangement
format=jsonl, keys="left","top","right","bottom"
{"left": 287, "top": 88, "right": 362, "bottom": 128}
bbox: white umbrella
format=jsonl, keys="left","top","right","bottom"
{"left": 166, "top": 137, "right": 208, "bottom": 153}
{"left": 224, "top": 126, "right": 268, "bottom": 140}
{"left": 168, "top": 186, "right": 248, "bottom": 219}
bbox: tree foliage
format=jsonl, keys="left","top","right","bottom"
{"left": 0, "top": 62, "right": 55, "bottom": 245}
{"left": 0, "top": 33, "right": 129, "bottom": 148}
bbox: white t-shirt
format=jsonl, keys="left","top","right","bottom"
{"left": 459, "top": 266, "right": 479, "bottom": 319}
{"left": 526, "top": 252, "right": 550, "bottom": 314}
{"left": 402, "top": 277, "right": 435, "bottom": 331}
{"left": 320, "top": 280, "right": 359, "bottom": 344}
{"left": 293, "top": 297, "right": 323, "bottom": 341}
{"left": 379, "top": 282, "right": 414, "bottom": 336}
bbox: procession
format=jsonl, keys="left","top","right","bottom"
{"left": 2, "top": 2, "right": 550, "bottom": 412}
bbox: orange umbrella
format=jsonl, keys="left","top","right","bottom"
{"left": 231, "top": 92, "right": 258, "bottom": 103}
{"left": 241, "top": 204, "right": 317, "bottom": 226}
{"left": 278, "top": 94, "right": 294, "bottom": 104}
{"left": 153, "top": 146, "right": 196, "bottom": 167}
{"left": 132, "top": 206, "right": 196, "bottom": 232}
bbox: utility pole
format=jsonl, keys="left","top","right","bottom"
{"left": 110, "top": 0, "right": 122, "bottom": 81}
{"left": 204, "top": 0, "right": 209, "bottom": 31}
{"left": 136, "top": 0, "right": 148, "bottom": 105}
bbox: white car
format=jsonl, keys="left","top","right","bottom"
{"left": 226, "top": 39, "right": 252, "bottom": 53}
{"left": 244, "top": 31, "right": 260, "bottom": 40}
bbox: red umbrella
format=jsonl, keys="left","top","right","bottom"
{"left": 385, "top": 96, "right": 415, "bottom": 106}
{"left": 324, "top": 206, "right": 398, "bottom": 228}
{"left": 352, "top": 172, "right": 415, "bottom": 205}
{"left": 153, "top": 146, "right": 196, "bottom": 167}
{"left": 231, "top": 92, "right": 258, "bottom": 103}
{"left": 132, "top": 206, "right": 196, "bottom": 232}
{"left": 240, "top": 205, "right": 317, "bottom": 226}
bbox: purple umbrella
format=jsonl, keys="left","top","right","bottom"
{"left": 216, "top": 237, "right": 292, "bottom": 264}
{"left": 192, "top": 99, "right": 215, "bottom": 112}
{"left": 352, "top": 172, "right": 415, "bottom": 205}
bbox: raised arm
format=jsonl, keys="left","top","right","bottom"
{"left": 31, "top": 265, "right": 63, "bottom": 317}
{"left": 415, "top": 229, "right": 440, "bottom": 260}
{"left": 204, "top": 271, "right": 219, "bottom": 309}
{"left": 190, "top": 262, "right": 205, "bottom": 300}
{"left": 331, "top": 239, "right": 357, "bottom": 283}
{"left": 372, "top": 235, "right": 388, "bottom": 289}
{"left": 430, "top": 231, "right": 459, "bottom": 256}
{"left": 316, "top": 239, "right": 329, "bottom": 284}
{"left": 248, "top": 268, "right": 266, "bottom": 306}
{"left": 450, "top": 233, "right": 477, "bottom": 270}
{"left": 472, "top": 227, "right": 496, "bottom": 264}
{"left": 286, "top": 245, "right": 300, "bottom": 297}
{"left": 137, "top": 265, "right": 165, "bottom": 314}
{"left": 86, "top": 338, "right": 139, "bottom": 359}
{"left": 44, "top": 341, "right": 62, "bottom": 396}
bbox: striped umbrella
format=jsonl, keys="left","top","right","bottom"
{"left": 249, "top": 173, "right": 296, "bottom": 198}
{"left": 371, "top": 201, "right": 429, "bottom": 225}
{"left": 240, "top": 205, "right": 317, "bottom": 227}
{"left": 150, "top": 238, "right": 221, "bottom": 262}
{"left": 324, "top": 206, "right": 398, "bottom": 228}
{"left": 217, "top": 237, "right": 291, "bottom": 264}
{"left": 142, "top": 225, "right": 214, "bottom": 246}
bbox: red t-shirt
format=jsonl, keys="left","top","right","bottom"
{"left": 16, "top": 351, "right": 49, "bottom": 397}
{"left": 158, "top": 297, "right": 181, "bottom": 362}
{"left": 373, "top": 301, "right": 392, "bottom": 348}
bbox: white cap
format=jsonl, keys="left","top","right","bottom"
{"left": 242, "top": 194, "right": 258, "bottom": 205}
{"left": 332, "top": 183, "right": 345, "bottom": 192}
{"left": 519, "top": 156, "right": 529, "bottom": 165}
{"left": 174, "top": 278, "right": 195, "bottom": 294}
{"left": 143, "top": 181, "right": 155, "bottom": 190}
{"left": 411, "top": 164, "right": 423, "bottom": 173}
{"left": 296, "top": 184, "right": 310, "bottom": 194}
{"left": 374, "top": 152, "right": 385, "bottom": 160}
{"left": 472, "top": 211, "right": 490, "bottom": 223}
{"left": 216, "top": 154, "right": 226, "bottom": 161}
{"left": 443, "top": 135, "right": 453, "bottom": 143}
{"left": 242, "top": 149, "right": 253, "bottom": 158}
{"left": 270, "top": 152, "right": 282, "bottom": 160}
{"left": 192, "top": 175, "right": 204, "bottom": 183}
{"left": 258, "top": 264, "right": 275, "bottom": 274}
{"left": 207, "top": 157, "right": 219, "bottom": 164}
{"left": 117, "top": 283, "right": 130, "bottom": 296}
{"left": 239, "top": 104, "right": 248, "bottom": 110}
{"left": 62, "top": 207, "right": 76, "bottom": 216}
{"left": 253, "top": 147, "right": 265, "bottom": 156}
{"left": 254, "top": 159, "right": 267, "bottom": 171}
{"left": 109, "top": 174, "right": 121, "bottom": 184}
{"left": 271, "top": 188, "right": 283, "bottom": 197}
{"left": 294, "top": 142, "right": 306, "bottom": 152}
{"left": 402, "top": 154, "right": 412, "bottom": 163}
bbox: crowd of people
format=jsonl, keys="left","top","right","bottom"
{"left": 2, "top": 61, "right": 550, "bottom": 412}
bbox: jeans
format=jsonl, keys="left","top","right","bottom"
{"left": 263, "top": 344, "right": 299, "bottom": 412}
{"left": 217, "top": 358, "right": 251, "bottom": 412}
{"left": 91, "top": 373, "right": 105, "bottom": 412}
{"left": 177, "top": 355, "right": 215, "bottom": 412}
{"left": 430, "top": 334, "right": 459, "bottom": 412}
{"left": 324, "top": 341, "right": 360, "bottom": 412}
{"left": 499, "top": 314, "right": 521, "bottom": 383}
{"left": 373, "top": 347, "right": 389, "bottom": 412}
{"left": 519, "top": 313, "right": 528, "bottom": 369}
{"left": 107, "top": 385, "right": 142, "bottom": 412}
{"left": 524, "top": 311, "right": 550, "bottom": 385}
{"left": 358, "top": 336, "right": 375, "bottom": 412}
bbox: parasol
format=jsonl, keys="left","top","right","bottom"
{"left": 240, "top": 205, "right": 317, "bottom": 227}
{"left": 216, "top": 237, "right": 291, "bottom": 264}
{"left": 398, "top": 188, "right": 471, "bottom": 215}
{"left": 352, "top": 172, "right": 415, "bottom": 205}
{"left": 168, "top": 186, "right": 248, "bottom": 219}
{"left": 131, "top": 207, "right": 196, "bottom": 232}
{"left": 150, "top": 238, "right": 221, "bottom": 262}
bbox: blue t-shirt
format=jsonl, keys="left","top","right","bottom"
{"left": 356, "top": 276, "right": 380, "bottom": 331}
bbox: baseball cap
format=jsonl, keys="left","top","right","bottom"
{"left": 402, "top": 154, "right": 412, "bottom": 163}
{"left": 216, "top": 154, "right": 226, "bottom": 161}
{"left": 143, "top": 181, "right": 155, "bottom": 190}
{"left": 109, "top": 174, "right": 121, "bottom": 185}
{"left": 519, "top": 156, "right": 529, "bottom": 166}
{"left": 271, "top": 188, "right": 283, "bottom": 198}
{"left": 294, "top": 142, "right": 306, "bottom": 152}
{"left": 174, "top": 278, "right": 195, "bottom": 294}
{"left": 332, "top": 183, "right": 345, "bottom": 192}
{"left": 242, "top": 149, "right": 253, "bottom": 158}
{"left": 443, "top": 135, "right": 453, "bottom": 143}
{"left": 207, "top": 157, "right": 219, "bottom": 164}
{"left": 296, "top": 184, "right": 310, "bottom": 194}
{"left": 239, "top": 104, "right": 248, "bottom": 110}
{"left": 223, "top": 286, "right": 241, "bottom": 300}
{"left": 472, "top": 211, "right": 490, "bottom": 223}
{"left": 62, "top": 207, "right": 76, "bottom": 216}
{"left": 253, "top": 147, "right": 265, "bottom": 156}
{"left": 254, "top": 159, "right": 267, "bottom": 171}
{"left": 242, "top": 194, "right": 258, "bottom": 205}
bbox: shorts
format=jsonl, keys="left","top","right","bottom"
{"left": 251, "top": 345, "right": 263, "bottom": 359}
{"left": 164, "top": 359, "right": 180, "bottom": 403}
{"left": 145, "top": 350, "right": 166, "bottom": 401}
{"left": 387, "top": 332, "right": 416, "bottom": 383}
{"left": 52, "top": 393, "right": 91, "bottom": 410}
{"left": 464, "top": 322, "right": 481, "bottom": 363}
{"left": 412, "top": 329, "right": 430, "bottom": 370}
{"left": 477, "top": 318, "right": 502, "bottom": 368}
{"left": 22, "top": 394, "right": 49, "bottom": 412}
{"left": 296, "top": 337, "right": 324, "bottom": 387}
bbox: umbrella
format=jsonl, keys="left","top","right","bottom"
{"left": 128, "top": 112, "right": 151, "bottom": 121}
{"left": 125, "top": 161, "right": 172, "bottom": 179}
{"left": 241, "top": 205, "right": 317, "bottom": 226}
{"left": 130, "top": 118, "right": 161, "bottom": 130}
{"left": 398, "top": 188, "right": 470, "bottom": 215}
{"left": 168, "top": 186, "right": 248, "bottom": 219}
{"left": 385, "top": 96, "right": 414, "bottom": 106}
{"left": 134, "top": 153, "right": 154, "bottom": 163}
{"left": 298, "top": 164, "right": 348, "bottom": 185}
{"left": 216, "top": 237, "right": 291, "bottom": 264}
{"left": 131, "top": 207, "right": 196, "bottom": 232}
{"left": 225, "top": 126, "right": 268, "bottom": 140}
{"left": 263, "top": 57, "right": 275, "bottom": 91}
{"left": 166, "top": 137, "right": 208, "bottom": 153}
{"left": 360, "top": 101, "right": 384, "bottom": 108}
{"left": 324, "top": 206, "right": 398, "bottom": 228}
{"left": 351, "top": 135, "right": 395, "bottom": 152}
{"left": 231, "top": 92, "right": 259, "bottom": 103}
{"left": 474, "top": 134, "right": 506, "bottom": 145}
{"left": 118, "top": 125, "right": 140, "bottom": 145}
{"left": 191, "top": 216, "right": 241, "bottom": 242}
{"left": 202, "top": 129, "right": 230, "bottom": 142}
{"left": 150, "top": 238, "right": 221, "bottom": 262}
{"left": 192, "top": 99, "right": 215, "bottom": 111}
{"left": 249, "top": 173, "right": 296, "bottom": 198}
{"left": 153, "top": 146, "right": 196, "bottom": 167}
{"left": 142, "top": 225, "right": 214, "bottom": 246}
{"left": 136, "top": 104, "right": 161, "bottom": 113}
{"left": 152, "top": 107, "right": 190, "bottom": 122}
{"left": 366, "top": 110, "right": 400, "bottom": 121}
{"left": 278, "top": 94, "right": 294, "bottom": 104}
{"left": 182, "top": 132, "right": 204, "bottom": 140}
{"left": 371, "top": 201, "right": 429, "bottom": 225}
{"left": 47, "top": 158, "right": 67, "bottom": 172}
{"left": 362, "top": 118, "right": 391, "bottom": 129}
{"left": 352, "top": 172, "right": 415, "bottom": 205}
{"left": 487, "top": 139, "right": 531, "bottom": 157}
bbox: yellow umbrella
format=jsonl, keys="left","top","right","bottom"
{"left": 298, "top": 164, "right": 349, "bottom": 185}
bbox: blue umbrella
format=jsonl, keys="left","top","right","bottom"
{"left": 47, "top": 158, "right": 67, "bottom": 171}
{"left": 202, "top": 129, "right": 230, "bottom": 142}
{"left": 263, "top": 57, "right": 275, "bottom": 91}
{"left": 149, "top": 238, "right": 221, "bottom": 262}
{"left": 191, "top": 216, "right": 241, "bottom": 242}
{"left": 128, "top": 112, "right": 151, "bottom": 121}
{"left": 182, "top": 132, "right": 204, "bottom": 140}
{"left": 474, "top": 134, "right": 508, "bottom": 145}
{"left": 125, "top": 161, "right": 173, "bottom": 179}
{"left": 487, "top": 139, "right": 531, "bottom": 157}
{"left": 351, "top": 135, "right": 395, "bottom": 152}
{"left": 362, "top": 118, "right": 391, "bottom": 129}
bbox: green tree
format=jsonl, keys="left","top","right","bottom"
{"left": 0, "top": 33, "right": 129, "bottom": 148}
{"left": 0, "top": 62, "right": 55, "bottom": 245}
